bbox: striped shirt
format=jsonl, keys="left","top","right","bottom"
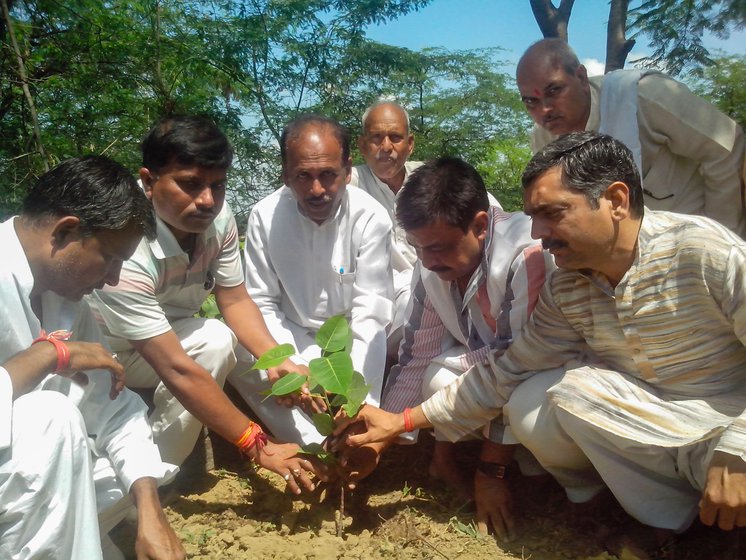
{"left": 383, "top": 208, "right": 553, "bottom": 429}
{"left": 423, "top": 211, "right": 746, "bottom": 458}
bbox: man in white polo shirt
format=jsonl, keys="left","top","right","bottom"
{"left": 89, "top": 116, "right": 322, "bottom": 493}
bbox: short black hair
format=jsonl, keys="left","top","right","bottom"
{"left": 22, "top": 155, "right": 156, "bottom": 239}
{"left": 396, "top": 157, "right": 490, "bottom": 232}
{"left": 280, "top": 114, "right": 350, "bottom": 166}
{"left": 522, "top": 132, "right": 644, "bottom": 218}
{"left": 141, "top": 115, "right": 233, "bottom": 173}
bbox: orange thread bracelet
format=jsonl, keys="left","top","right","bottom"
{"left": 403, "top": 408, "right": 414, "bottom": 432}
{"left": 32, "top": 329, "right": 73, "bottom": 372}
{"left": 235, "top": 421, "right": 269, "bottom": 460}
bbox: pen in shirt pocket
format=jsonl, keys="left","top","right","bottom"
{"left": 338, "top": 266, "right": 344, "bottom": 283}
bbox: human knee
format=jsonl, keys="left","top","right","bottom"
{"left": 421, "top": 363, "right": 458, "bottom": 401}
{"left": 14, "top": 391, "right": 86, "bottom": 439}
{"left": 506, "top": 371, "right": 560, "bottom": 440}
{"left": 191, "top": 318, "right": 238, "bottom": 379}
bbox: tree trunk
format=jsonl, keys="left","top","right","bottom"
{"left": 1, "top": 0, "right": 49, "bottom": 171}
{"left": 605, "top": 0, "right": 636, "bottom": 72}
{"left": 529, "top": 0, "right": 575, "bottom": 41}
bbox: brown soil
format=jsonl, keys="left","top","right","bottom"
{"left": 112, "top": 433, "right": 745, "bottom": 560}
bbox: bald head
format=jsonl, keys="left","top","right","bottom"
{"left": 517, "top": 38, "right": 581, "bottom": 79}
{"left": 361, "top": 102, "right": 410, "bottom": 135}
{"left": 516, "top": 39, "right": 591, "bottom": 137}
{"left": 358, "top": 101, "right": 414, "bottom": 192}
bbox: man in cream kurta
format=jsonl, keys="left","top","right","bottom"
{"left": 341, "top": 133, "right": 746, "bottom": 539}
{"left": 0, "top": 156, "right": 180, "bottom": 560}
{"left": 517, "top": 38, "right": 745, "bottom": 236}
{"left": 231, "top": 115, "right": 393, "bottom": 446}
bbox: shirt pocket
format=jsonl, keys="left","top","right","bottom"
{"left": 328, "top": 267, "right": 356, "bottom": 314}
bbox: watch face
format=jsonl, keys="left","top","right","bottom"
{"left": 204, "top": 270, "right": 215, "bottom": 291}
{"left": 477, "top": 460, "right": 509, "bottom": 479}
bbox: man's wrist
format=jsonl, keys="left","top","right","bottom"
{"left": 476, "top": 460, "right": 513, "bottom": 480}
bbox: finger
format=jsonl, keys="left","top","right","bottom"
{"left": 283, "top": 471, "right": 301, "bottom": 495}
{"left": 718, "top": 506, "right": 737, "bottom": 531}
{"left": 331, "top": 414, "right": 360, "bottom": 436}
{"left": 474, "top": 511, "right": 490, "bottom": 536}
{"left": 295, "top": 468, "right": 315, "bottom": 492}
{"left": 502, "top": 504, "right": 516, "bottom": 541}
{"left": 699, "top": 499, "right": 717, "bottom": 526}
{"left": 491, "top": 511, "right": 510, "bottom": 542}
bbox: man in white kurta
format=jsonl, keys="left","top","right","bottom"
{"left": 0, "top": 156, "right": 180, "bottom": 559}
{"left": 517, "top": 38, "right": 745, "bottom": 236}
{"left": 230, "top": 115, "right": 393, "bottom": 446}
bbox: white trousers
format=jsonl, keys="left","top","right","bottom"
{"left": 506, "top": 369, "right": 710, "bottom": 531}
{"left": 0, "top": 391, "right": 102, "bottom": 559}
{"left": 118, "top": 317, "right": 237, "bottom": 466}
{"left": 229, "top": 321, "right": 326, "bottom": 447}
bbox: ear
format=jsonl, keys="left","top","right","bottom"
{"left": 576, "top": 64, "right": 590, "bottom": 89}
{"left": 344, "top": 156, "right": 353, "bottom": 184}
{"left": 406, "top": 133, "right": 415, "bottom": 157}
{"left": 139, "top": 167, "right": 154, "bottom": 200}
{"left": 471, "top": 210, "right": 489, "bottom": 240}
{"left": 604, "top": 181, "right": 631, "bottom": 221}
{"left": 50, "top": 216, "right": 82, "bottom": 249}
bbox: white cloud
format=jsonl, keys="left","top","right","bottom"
{"left": 582, "top": 57, "right": 605, "bottom": 76}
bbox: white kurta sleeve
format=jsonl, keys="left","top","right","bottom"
{"left": 348, "top": 213, "right": 394, "bottom": 405}
{"left": 0, "top": 368, "right": 11, "bottom": 450}
{"left": 243, "top": 208, "right": 297, "bottom": 346}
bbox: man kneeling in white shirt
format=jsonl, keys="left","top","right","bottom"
{"left": 230, "top": 114, "right": 394, "bottom": 445}
{"left": 0, "top": 156, "right": 182, "bottom": 560}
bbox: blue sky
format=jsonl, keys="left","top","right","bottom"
{"left": 366, "top": 0, "right": 744, "bottom": 77}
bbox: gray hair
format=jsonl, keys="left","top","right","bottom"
{"left": 361, "top": 101, "right": 411, "bottom": 134}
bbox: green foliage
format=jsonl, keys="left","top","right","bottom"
{"left": 1, "top": 0, "right": 529, "bottom": 218}
{"left": 260, "top": 315, "right": 370, "bottom": 463}
{"left": 252, "top": 343, "right": 296, "bottom": 370}
{"left": 630, "top": 0, "right": 746, "bottom": 76}
{"left": 690, "top": 53, "right": 746, "bottom": 129}
{"left": 448, "top": 517, "right": 481, "bottom": 539}
{"left": 197, "top": 294, "right": 222, "bottom": 319}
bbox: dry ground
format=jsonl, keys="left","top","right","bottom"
{"left": 112, "top": 431, "right": 745, "bottom": 560}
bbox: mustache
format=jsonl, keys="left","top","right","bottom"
{"left": 427, "top": 265, "right": 451, "bottom": 274}
{"left": 542, "top": 238, "right": 568, "bottom": 251}
{"left": 305, "top": 195, "right": 333, "bottom": 204}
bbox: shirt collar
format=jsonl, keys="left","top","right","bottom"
{"left": 2, "top": 217, "right": 35, "bottom": 298}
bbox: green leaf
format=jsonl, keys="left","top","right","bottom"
{"left": 267, "top": 373, "right": 306, "bottom": 396}
{"left": 252, "top": 343, "right": 296, "bottom": 370}
{"left": 341, "top": 371, "right": 370, "bottom": 417}
{"left": 330, "top": 394, "right": 347, "bottom": 407}
{"left": 298, "top": 443, "right": 336, "bottom": 465}
{"left": 315, "top": 315, "right": 350, "bottom": 353}
{"left": 308, "top": 352, "right": 353, "bottom": 395}
{"left": 312, "top": 413, "right": 335, "bottom": 436}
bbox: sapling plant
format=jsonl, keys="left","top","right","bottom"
{"left": 251, "top": 315, "right": 370, "bottom": 535}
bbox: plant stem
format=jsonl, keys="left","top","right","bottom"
{"left": 337, "top": 482, "right": 345, "bottom": 538}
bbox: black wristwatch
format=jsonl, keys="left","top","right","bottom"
{"left": 476, "top": 460, "right": 512, "bottom": 479}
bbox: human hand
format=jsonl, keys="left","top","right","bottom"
{"left": 61, "top": 341, "right": 125, "bottom": 400}
{"left": 331, "top": 404, "right": 404, "bottom": 449}
{"left": 474, "top": 471, "right": 516, "bottom": 541}
{"left": 267, "top": 360, "right": 326, "bottom": 414}
{"left": 254, "top": 440, "right": 329, "bottom": 495}
{"left": 135, "top": 511, "right": 185, "bottom": 560}
{"left": 337, "top": 423, "right": 389, "bottom": 490}
{"left": 700, "top": 450, "right": 746, "bottom": 530}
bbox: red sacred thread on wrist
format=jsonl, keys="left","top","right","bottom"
{"left": 235, "top": 421, "right": 269, "bottom": 461}
{"left": 32, "top": 329, "right": 73, "bottom": 372}
{"left": 403, "top": 408, "right": 414, "bottom": 432}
